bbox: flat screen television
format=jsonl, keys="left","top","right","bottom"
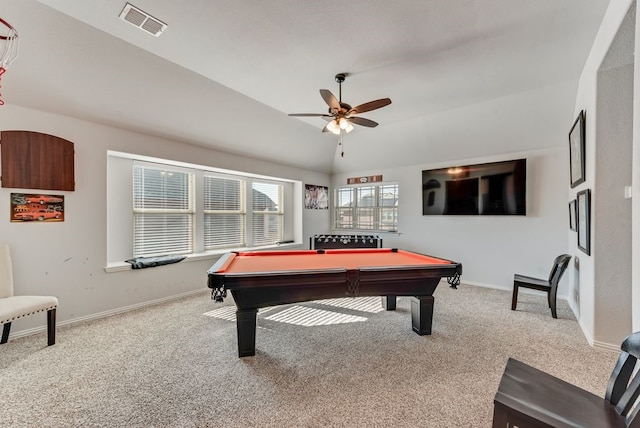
{"left": 422, "top": 159, "right": 526, "bottom": 216}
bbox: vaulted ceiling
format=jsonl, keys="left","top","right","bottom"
{"left": 2, "top": 1, "right": 610, "bottom": 173}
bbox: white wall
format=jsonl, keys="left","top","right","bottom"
{"left": 0, "top": 104, "right": 330, "bottom": 334}
{"left": 635, "top": 0, "right": 640, "bottom": 333}
{"left": 332, "top": 148, "right": 568, "bottom": 293}
{"left": 572, "top": 0, "right": 637, "bottom": 347}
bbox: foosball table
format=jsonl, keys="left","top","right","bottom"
{"left": 310, "top": 234, "right": 383, "bottom": 250}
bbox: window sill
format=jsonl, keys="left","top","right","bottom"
{"left": 103, "top": 241, "right": 303, "bottom": 273}
{"left": 332, "top": 230, "right": 400, "bottom": 235}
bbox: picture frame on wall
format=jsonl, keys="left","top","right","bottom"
{"left": 569, "top": 110, "right": 586, "bottom": 188}
{"left": 569, "top": 199, "right": 577, "bottom": 231}
{"left": 576, "top": 189, "right": 591, "bottom": 255}
{"left": 304, "top": 184, "right": 329, "bottom": 209}
{"left": 10, "top": 193, "right": 65, "bottom": 222}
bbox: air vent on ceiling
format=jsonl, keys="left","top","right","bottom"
{"left": 118, "top": 3, "right": 167, "bottom": 37}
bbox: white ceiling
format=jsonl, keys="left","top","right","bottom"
{"left": 1, "top": 0, "right": 610, "bottom": 173}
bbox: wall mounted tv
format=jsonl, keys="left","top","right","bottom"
{"left": 422, "top": 159, "right": 526, "bottom": 216}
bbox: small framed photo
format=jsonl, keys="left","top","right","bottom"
{"left": 569, "top": 199, "right": 577, "bottom": 231}
{"left": 576, "top": 189, "right": 591, "bottom": 255}
{"left": 569, "top": 110, "right": 586, "bottom": 188}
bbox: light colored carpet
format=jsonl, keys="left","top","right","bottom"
{"left": 0, "top": 284, "right": 618, "bottom": 427}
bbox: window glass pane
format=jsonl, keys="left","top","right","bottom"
{"left": 134, "top": 167, "right": 190, "bottom": 210}
{"left": 336, "top": 188, "right": 354, "bottom": 207}
{"left": 133, "top": 164, "right": 193, "bottom": 257}
{"left": 252, "top": 182, "right": 283, "bottom": 245}
{"left": 334, "top": 184, "right": 398, "bottom": 232}
{"left": 357, "top": 186, "right": 375, "bottom": 207}
{"left": 204, "top": 176, "right": 246, "bottom": 249}
{"left": 378, "top": 207, "right": 397, "bottom": 231}
{"left": 355, "top": 207, "right": 375, "bottom": 229}
{"left": 204, "top": 214, "right": 244, "bottom": 248}
{"left": 133, "top": 213, "right": 192, "bottom": 256}
{"left": 252, "top": 213, "right": 283, "bottom": 245}
{"left": 379, "top": 185, "right": 399, "bottom": 206}
{"left": 253, "top": 182, "right": 281, "bottom": 212}
{"left": 335, "top": 207, "right": 353, "bottom": 229}
{"left": 204, "top": 176, "right": 242, "bottom": 211}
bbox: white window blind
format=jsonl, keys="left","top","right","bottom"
{"left": 133, "top": 164, "right": 194, "bottom": 257}
{"left": 204, "top": 175, "right": 246, "bottom": 249}
{"left": 334, "top": 183, "right": 398, "bottom": 231}
{"left": 252, "top": 182, "right": 283, "bottom": 246}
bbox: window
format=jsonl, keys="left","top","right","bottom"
{"left": 334, "top": 183, "right": 398, "bottom": 231}
{"left": 110, "top": 153, "right": 299, "bottom": 262}
{"left": 133, "top": 164, "right": 194, "bottom": 257}
{"left": 204, "top": 175, "right": 245, "bottom": 249}
{"left": 252, "top": 182, "right": 283, "bottom": 246}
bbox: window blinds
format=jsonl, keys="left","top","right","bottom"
{"left": 133, "top": 165, "right": 193, "bottom": 257}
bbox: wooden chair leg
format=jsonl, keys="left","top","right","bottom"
{"left": 492, "top": 401, "right": 510, "bottom": 427}
{"left": 1, "top": 322, "right": 11, "bottom": 344}
{"left": 511, "top": 284, "right": 519, "bottom": 311}
{"left": 549, "top": 294, "right": 557, "bottom": 319}
{"left": 47, "top": 309, "right": 56, "bottom": 346}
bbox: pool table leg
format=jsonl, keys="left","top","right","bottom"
{"left": 410, "top": 296, "right": 434, "bottom": 335}
{"left": 236, "top": 308, "right": 258, "bottom": 357}
{"left": 382, "top": 295, "right": 397, "bottom": 310}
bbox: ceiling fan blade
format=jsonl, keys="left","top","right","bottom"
{"left": 320, "top": 89, "right": 340, "bottom": 110}
{"left": 349, "top": 116, "right": 379, "bottom": 128}
{"left": 349, "top": 98, "right": 392, "bottom": 115}
{"left": 288, "top": 113, "right": 333, "bottom": 117}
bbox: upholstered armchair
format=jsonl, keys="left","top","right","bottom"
{"left": 0, "top": 244, "right": 58, "bottom": 346}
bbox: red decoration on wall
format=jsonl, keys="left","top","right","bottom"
{"left": 347, "top": 175, "right": 383, "bottom": 185}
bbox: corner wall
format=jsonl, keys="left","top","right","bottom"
{"left": 572, "top": 0, "right": 637, "bottom": 346}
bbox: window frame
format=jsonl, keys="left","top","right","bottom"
{"left": 132, "top": 162, "right": 195, "bottom": 257}
{"left": 106, "top": 151, "right": 301, "bottom": 269}
{"left": 251, "top": 180, "right": 285, "bottom": 246}
{"left": 333, "top": 182, "right": 399, "bottom": 232}
{"left": 203, "top": 173, "right": 247, "bottom": 250}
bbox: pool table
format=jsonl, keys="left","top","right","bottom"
{"left": 207, "top": 248, "right": 462, "bottom": 357}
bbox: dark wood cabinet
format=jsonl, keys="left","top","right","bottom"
{"left": 1, "top": 130, "right": 75, "bottom": 191}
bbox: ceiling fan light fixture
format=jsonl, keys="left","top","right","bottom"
{"left": 326, "top": 119, "right": 340, "bottom": 135}
{"left": 345, "top": 121, "right": 354, "bottom": 133}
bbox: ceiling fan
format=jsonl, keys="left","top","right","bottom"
{"left": 288, "top": 73, "right": 392, "bottom": 135}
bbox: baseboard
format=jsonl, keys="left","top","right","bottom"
{"left": 458, "top": 279, "right": 512, "bottom": 292}
{"left": 458, "top": 279, "right": 570, "bottom": 301}
{"left": 8, "top": 288, "right": 207, "bottom": 340}
{"left": 592, "top": 339, "right": 620, "bottom": 352}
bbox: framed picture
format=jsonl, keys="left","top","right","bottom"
{"left": 10, "top": 193, "right": 65, "bottom": 222}
{"left": 569, "top": 199, "right": 577, "bottom": 231}
{"left": 304, "top": 184, "right": 328, "bottom": 209}
{"left": 576, "top": 189, "right": 591, "bottom": 255}
{"left": 569, "top": 110, "right": 586, "bottom": 188}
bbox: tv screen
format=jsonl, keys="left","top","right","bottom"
{"left": 422, "top": 159, "right": 526, "bottom": 216}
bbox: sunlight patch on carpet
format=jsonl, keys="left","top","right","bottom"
{"left": 203, "top": 306, "right": 277, "bottom": 321}
{"left": 264, "top": 305, "right": 368, "bottom": 326}
{"left": 314, "top": 296, "right": 385, "bottom": 313}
